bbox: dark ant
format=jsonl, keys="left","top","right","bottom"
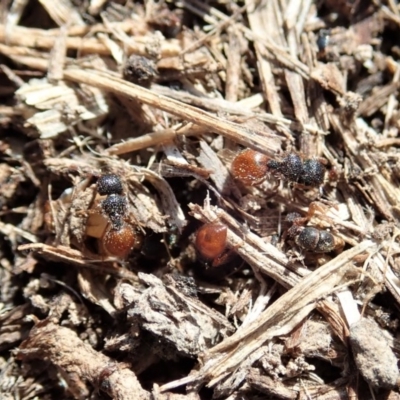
{"left": 231, "top": 150, "right": 326, "bottom": 187}
{"left": 286, "top": 212, "right": 344, "bottom": 253}
{"left": 194, "top": 223, "right": 233, "bottom": 267}
{"left": 85, "top": 174, "right": 142, "bottom": 259}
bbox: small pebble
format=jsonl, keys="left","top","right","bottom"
{"left": 349, "top": 318, "right": 398, "bottom": 389}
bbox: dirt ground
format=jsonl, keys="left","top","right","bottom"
{"left": 1, "top": 0, "right": 400, "bottom": 399}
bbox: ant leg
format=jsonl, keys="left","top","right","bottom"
{"left": 211, "top": 249, "right": 237, "bottom": 267}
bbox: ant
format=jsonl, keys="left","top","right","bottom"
{"left": 316, "top": 29, "right": 330, "bottom": 59}
{"left": 231, "top": 150, "right": 326, "bottom": 187}
{"left": 85, "top": 174, "right": 142, "bottom": 259}
{"left": 286, "top": 212, "right": 344, "bottom": 253}
{"left": 194, "top": 222, "right": 234, "bottom": 267}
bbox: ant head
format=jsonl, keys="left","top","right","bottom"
{"left": 231, "top": 149, "right": 269, "bottom": 186}
{"left": 97, "top": 174, "right": 123, "bottom": 196}
{"left": 195, "top": 223, "right": 227, "bottom": 262}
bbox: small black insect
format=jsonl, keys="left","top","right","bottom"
{"left": 317, "top": 29, "right": 330, "bottom": 53}
{"left": 286, "top": 213, "right": 344, "bottom": 253}
{"left": 295, "top": 227, "right": 340, "bottom": 253}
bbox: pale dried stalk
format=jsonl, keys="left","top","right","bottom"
{"left": 245, "top": 0, "right": 283, "bottom": 118}
{"left": 62, "top": 68, "right": 275, "bottom": 154}
{"left": 0, "top": 24, "right": 181, "bottom": 57}
{"left": 18, "top": 243, "right": 138, "bottom": 281}
{"left": 18, "top": 321, "right": 150, "bottom": 400}
{"left": 106, "top": 125, "right": 199, "bottom": 155}
{"left": 154, "top": 85, "right": 327, "bottom": 137}
{"left": 0, "top": 221, "right": 38, "bottom": 243}
{"left": 189, "top": 201, "right": 307, "bottom": 289}
{"left": 162, "top": 239, "right": 375, "bottom": 390}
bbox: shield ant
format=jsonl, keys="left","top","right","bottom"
{"left": 85, "top": 174, "right": 142, "bottom": 259}
{"left": 231, "top": 150, "right": 326, "bottom": 187}
{"left": 286, "top": 211, "right": 344, "bottom": 253}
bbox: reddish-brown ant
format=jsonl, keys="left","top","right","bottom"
{"left": 194, "top": 223, "right": 233, "bottom": 267}
{"left": 231, "top": 150, "right": 326, "bottom": 187}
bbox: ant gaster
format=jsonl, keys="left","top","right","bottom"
{"left": 230, "top": 149, "right": 269, "bottom": 186}
{"left": 195, "top": 223, "right": 232, "bottom": 267}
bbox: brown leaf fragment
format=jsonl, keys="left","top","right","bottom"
{"left": 131, "top": 167, "right": 186, "bottom": 233}
{"left": 311, "top": 63, "right": 345, "bottom": 95}
{"left": 0, "top": 304, "right": 32, "bottom": 351}
{"left": 119, "top": 273, "right": 233, "bottom": 356}
{"left": 0, "top": 163, "right": 27, "bottom": 208}
{"left": 349, "top": 318, "right": 399, "bottom": 389}
{"left": 196, "top": 140, "right": 235, "bottom": 196}
{"left": 18, "top": 320, "right": 150, "bottom": 400}
{"left": 77, "top": 270, "right": 116, "bottom": 315}
{"left": 246, "top": 368, "right": 296, "bottom": 399}
{"left": 317, "top": 299, "right": 350, "bottom": 344}
{"left": 18, "top": 243, "right": 138, "bottom": 280}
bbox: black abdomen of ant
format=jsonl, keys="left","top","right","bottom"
{"left": 295, "top": 227, "right": 337, "bottom": 253}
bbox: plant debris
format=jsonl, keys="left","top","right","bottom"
{"left": 1, "top": 1, "right": 400, "bottom": 399}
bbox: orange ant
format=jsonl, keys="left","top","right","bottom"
{"left": 194, "top": 223, "right": 234, "bottom": 267}
{"left": 231, "top": 149, "right": 326, "bottom": 187}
